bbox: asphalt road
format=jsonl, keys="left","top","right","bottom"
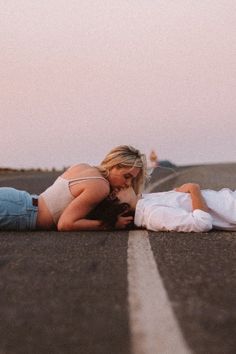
{"left": 0, "top": 165, "right": 235, "bottom": 354}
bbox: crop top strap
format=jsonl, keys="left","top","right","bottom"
{"left": 68, "top": 176, "right": 109, "bottom": 186}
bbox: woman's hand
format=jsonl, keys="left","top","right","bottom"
{"left": 115, "top": 215, "right": 134, "bottom": 229}
{"left": 175, "top": 183, "right": 200, "bottom": 194}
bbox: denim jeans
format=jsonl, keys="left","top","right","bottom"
{"left": 0, "top": 188, "right": 38, "bottom": 231}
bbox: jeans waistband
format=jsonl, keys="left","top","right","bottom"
{"left": 25, "top": 193, "right": 39, "bottom": 230}
{"left": 32, "top": 197, "right": 38, "bottom": 207}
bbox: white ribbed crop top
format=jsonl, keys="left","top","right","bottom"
{"left": 40, "top": 176, "right": 109, "bottom": 224}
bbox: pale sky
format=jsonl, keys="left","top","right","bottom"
{"left": 1, "top": 0, "right": 236, "bottom": 169}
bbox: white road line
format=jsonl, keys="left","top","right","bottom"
{"left": 127, "top": 230, "right": 192, "bottom": 354}
{"left": 145, "top": 171, "right": 181, "bottom": 193}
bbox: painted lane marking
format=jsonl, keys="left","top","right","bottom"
{"left": 127, "top": 230, "right": 192, "bottom": 354}
{"left": 145, "top": 171, "right": 180, "bottom": 193}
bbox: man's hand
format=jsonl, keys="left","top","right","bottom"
{"left": 175, "top": 183, "right": 208, "bottom": 212}
{"left": 175, "top": 183, "right": 200, "bottom": 194}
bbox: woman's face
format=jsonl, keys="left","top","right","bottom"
{"left": 108, "top": 166, "right": 141, "bottom": 190}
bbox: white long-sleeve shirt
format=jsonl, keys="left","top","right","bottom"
{"left": 134, "top": 188, "right": 236, "bottom": 232}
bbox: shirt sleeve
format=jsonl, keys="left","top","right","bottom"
{"left": 145, "top": 206, "right": 213, "bottom": 232}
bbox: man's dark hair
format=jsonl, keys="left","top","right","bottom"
{"left": 87, "top": 196, "right": 134, "bottom": 229}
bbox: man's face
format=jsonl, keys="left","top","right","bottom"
{"left": 115, "top": 187, "right": 138, "bottom": 210}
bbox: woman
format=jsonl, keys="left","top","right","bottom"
{"left": 0, "top": 145, "right": 147, "bottom": 231}
{"left": 89, "top": 183, "right": 236, "bottom": 232}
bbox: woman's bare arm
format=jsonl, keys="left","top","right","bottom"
{"left": 57, "top": 184, "right": 110, "bottom": 231}
{"left": 175, "top": 183, "right": 209, "bottom": 212}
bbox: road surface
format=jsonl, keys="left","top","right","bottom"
{"left": 0, "top": 164, "right": 235, "bottom": 354}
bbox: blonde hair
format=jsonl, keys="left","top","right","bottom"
{"left": 97, "top": 145, "right": 147, "bottom": 194}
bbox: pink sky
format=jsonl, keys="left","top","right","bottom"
{"left": 1, "top": 0, "right": 236, "bottom": 169}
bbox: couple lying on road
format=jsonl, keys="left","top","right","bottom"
{"left": 0, "top": 145, "right": 235, "bottom": 232}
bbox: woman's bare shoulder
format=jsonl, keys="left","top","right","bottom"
{"left": 62, "top": 163, "right": 95, "bottom": 176}
{"left": 61, "top": 164, "right": 108, "bottom": 187}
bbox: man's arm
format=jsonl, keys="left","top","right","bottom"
{"left": 175, "top": 183, "right": 208, "bottom": 212}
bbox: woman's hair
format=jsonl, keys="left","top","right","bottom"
{"left": 87, "top": 195, "right": 134, "bottom": 229}
{"left": 97, "top": 145, "right": 147, "bottom": 194}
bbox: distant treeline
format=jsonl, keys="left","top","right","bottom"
{"left": 0, "top": 167, "right": 63, "bottom": 173}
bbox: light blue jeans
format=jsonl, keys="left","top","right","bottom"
{"left": 0, "top": 188, "right": 38, "bottom": 231}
